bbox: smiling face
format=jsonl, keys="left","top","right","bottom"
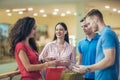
{"left": 55, "top": 24, "right": 67, "bottom": 39}
{"left": 85, "top": 16, "right": 99, "bottom": 32}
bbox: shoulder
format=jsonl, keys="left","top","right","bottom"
{"left": 102, "top": 29, "right": 114, "bottom": 38}
{"left": 16, "top": 42, "right": 26, "bottom": 50}
{"left": 78, "top": 39, "right": 86, "bottom": 44}
{"left": 65, "top": 41, "right": 75, "bottom": 49}
{"left": 15, "top": 42, "right": 26, "bottom": 53}
{"left": 102, "top": 26, "right": 115, "bottom": 35}
{"left": 16, "top": 42, "right": 25, "bottom": 48}
{"left": 44, "top": 41, "right": 56, "bottom": 47}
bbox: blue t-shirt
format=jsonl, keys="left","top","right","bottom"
{"left": 95, "top": 26, "right": 119, "bottom": 80}
{"left": 78, "top": 33, "right": 100, "bottom": 79}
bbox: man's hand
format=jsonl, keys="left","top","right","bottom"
{"left": 72, "top": 65, "right": 87, "bottom": 74}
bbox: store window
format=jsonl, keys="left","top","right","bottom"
{"left": 0, "top": 23, "right": 14, "bottom": 64}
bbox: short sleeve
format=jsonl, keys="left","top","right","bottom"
{"left": 15, "top": 42, "right": 27, "bottom": 55}
{"left": 39, "top": 43, "right": 49, "bottom": 60}
{"left": 102, "top": 31, "right": 115, "bottom": 50}
{"left": 78, "top": 41, "right": 82, "bottom": 54}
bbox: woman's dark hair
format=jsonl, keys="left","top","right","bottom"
{"left": 53, "top": 22, "right": 69, "bottom": 43}
{"left": 8, "top": 16, "right": 38, "bottom": 55}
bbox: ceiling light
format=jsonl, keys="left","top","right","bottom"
{"left": 73, "top": 12, "right": 77, "bottom": 16}
{"left": 61, "top": 13, "right": 65, "bottom": 16}
{"left": 12, "top": 8, "right": 26, "bottom": 12}
{"left": 112, "top": 8, "right": 117, "bottom": 12}
{"left": 105, "top": 5, "right": 110, "bottom": 9}
{"left": 118, "top": 10, "right": 120, "bottom": 13}
{"left": 6, "top": 9, "right": 10, "bottom": 12}
{"left": 66, "top": 11, "right": 71, "bottom": 14}
{"left": 39, "top": 9, "right": 45, "bottom": 13}
{"left": 7, "top": 13, "right": 12, "bottom": 16}
{"left": 33, "top": 13, "right": 38, "bottom": 16}
{"left": 43, "top": 14, "right": 47, "bottom": 17}
{"left": 54, "top": 9, "right": 59, "bottom": 12}
{"left": 28, "top": 8, "right": 33, "bottom": 11}
{"left": 52, "top": 12, "right": 57, "bottom": 15}
{"left": 18, "top": 11, "right": 23, "bottom": 14}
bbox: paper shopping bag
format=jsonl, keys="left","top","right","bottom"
{"left": 45, "top": 67, "right": 66, "bottom": 80}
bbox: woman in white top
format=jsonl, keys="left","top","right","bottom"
{"left": 39, "top": 22, "right": 76, "bottom": 69}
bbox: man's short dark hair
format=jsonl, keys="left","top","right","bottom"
{"left": 86, "top": 9, "right": 103, "bottom": 21}
{"left": 80, "top": 16, "right": 86, "bottom": 22}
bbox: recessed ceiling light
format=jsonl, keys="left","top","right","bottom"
{"left": 43, "top": 14, "right": 47, "bottom": 17}
{"left": 28, "top": 8, "right": 33, "bottom": 11}
{"left": 12, "top": 8, "right": 26, "bottom": 12}
{"left": 61, "top": 13, "right": 65, "bottom": 16}
{"left": 112, "top": 8, "right": 117, "bottom": 12}
{"left": 18, "top": 11, "right": 23, "bottom": 14}
{"left": 105, "top": 5, "right": 110, "bottom": 9}
{"left": 54, "top": 9, "right": 59, "bottom": 12}
{"left": 39, "top": 9, "right": 45, "bottom": 13}
{"left": 73, "top": 12, "right": 77, "bottom": 16}
{"left": 6, "top": 9, "right": 10, "bottom": 12}
{"left": 52, "top": 12, "right": 57, "bottom": 15}
{"left": 66, "top": 11, "right": 71, "bottom": 14}
{"left": 7, "top": 13, "right": 12, "bottom": 16}
{"left": 33, "top": 13, "right": 38, "bottom": 16}
{"left": 118, "top": 10, "right": 120, "bottom": 13}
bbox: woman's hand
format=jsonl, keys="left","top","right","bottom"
{"left": 55, "top": 58, "right": 70, "bottom": 67}
{"left": 44, "top": 57, "right": 56, "bottom": 62}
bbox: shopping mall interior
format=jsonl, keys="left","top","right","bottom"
{"left": 0, "top": 0, "right": 120, "bottom": 80}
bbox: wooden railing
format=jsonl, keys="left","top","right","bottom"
{"left": 0, "top": 70, "right": 20, "bottom": 79}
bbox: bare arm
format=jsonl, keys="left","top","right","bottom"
{"left": 78, "top": 53, "right": 82, "bottom": 65}
{"left": 89, "top": 48, "right": 115, "bottom": 72}
{"left": 19, "top": 50, "right": 56, "bottom": 71}
{"left": 72, "top": 48, "right": 115, "bottom": 73}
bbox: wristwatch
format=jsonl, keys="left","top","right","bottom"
{"left": 40, "top": 59, "right": 45, "bottom": 63}
{"left": 85, "top": 67, "right": 91, "bottom": 73}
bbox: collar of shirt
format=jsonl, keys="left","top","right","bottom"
{"left": 85, "top": 33, "right": 100, "bottom": 41}
{"left": 100, "top": 25, "right": 111, "bottom": 35}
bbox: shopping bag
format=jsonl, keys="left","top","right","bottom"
{"left": 60, "top": 70, "right": 84, "bottom": 80}
{"left": 45, "top": 67, "right": 66, "bottom": 80}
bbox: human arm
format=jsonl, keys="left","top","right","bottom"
{"left": 73, "top": 32, "right": 116, "bottom": 73}
{"left": 88, "top": 48, "right": 115, "bottom": 71}
{"left": 78, "top": 53, "right": 82, "bottom": 65}
{"left": 19, "top": 50, "right": 56, "bottom": 71}
{"left": 39, "top": 44, "right": 56, "bottom": 62}
{"left": 56, "top": 47, "right": 76, "bottom": 69}
{"left": 77, "top": 41, "right": 82, "bottom": 65}
{"left": 73, "top": 48, "right": 115, "bottom": 73}
{"left": 88, "top": 32, "right": 116, "bottom": 72}
{"left": 39, "top": 44, "right": 49, "bottom": 62}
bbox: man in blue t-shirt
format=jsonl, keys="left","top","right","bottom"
{"left": 73, "top": 9, "right": 119, "bottom": 80}
{"left": 77, "top": 17, "right": 100, "bottom": 80}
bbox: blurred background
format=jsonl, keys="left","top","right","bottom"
{"left": 0, "top": 0, "right": 120, "bottom": 79}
